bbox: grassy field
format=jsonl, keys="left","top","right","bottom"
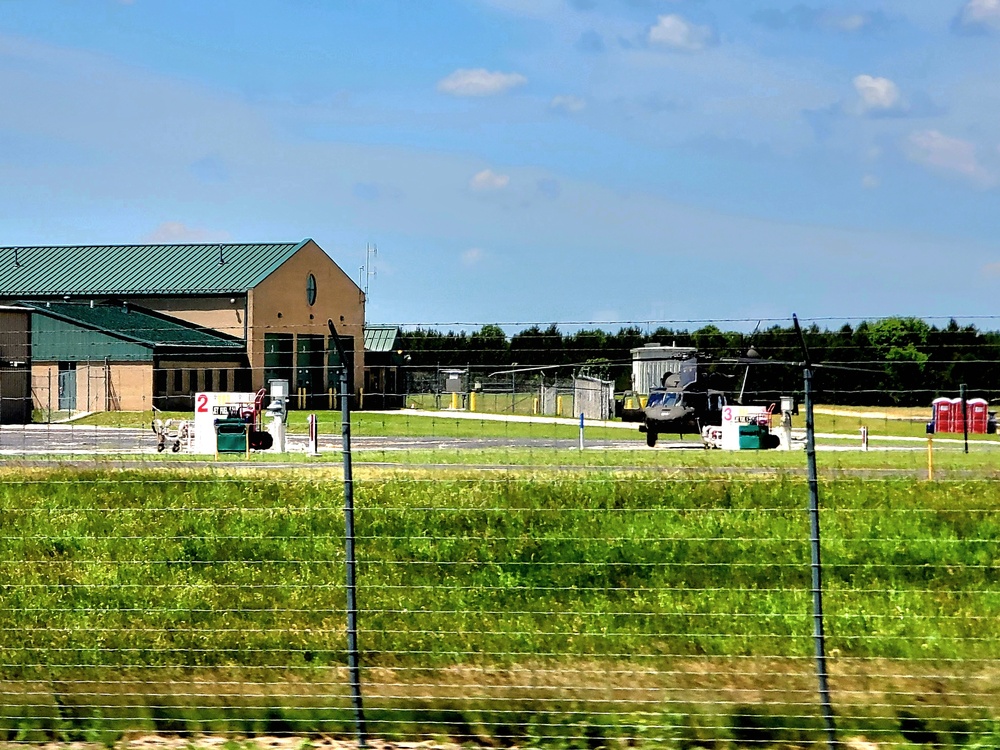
{"left": 0, "top": 471, "right": 997, "bottom": 746}
{"left": 67, "top": 409, "right": 635, "bottom": 442}
{"left": 63, "top": 402, "right": 998, "bottom": 442}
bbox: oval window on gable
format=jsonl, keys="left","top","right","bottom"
{"left": 306, "top": 273, "right": 317, "bottom": 306}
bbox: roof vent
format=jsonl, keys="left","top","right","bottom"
{"left": 218, "top": 244, "right": 226, "bottom": 266}
{"left": 13, "top": 248, "right": 19, "bottom": 268}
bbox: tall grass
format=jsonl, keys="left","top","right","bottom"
{"left": 0, "top": 471, "right": 998, "bottom": 745}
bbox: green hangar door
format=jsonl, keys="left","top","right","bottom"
{"left": 296, "top": 334, "right": 325, "bottom": 409}
{"left": 264, "top": 333, "right": 294, "bottom": 396}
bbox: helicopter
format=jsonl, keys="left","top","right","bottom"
{"left": 637, "top": 341, "right": 780, "bottom": 448}
{"left": 638, "top": 370, "right": 733, "bottom": 446}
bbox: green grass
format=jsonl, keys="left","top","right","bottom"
{"left": 66, "top": 409, "right": 641, "bottom": 441}
{"left": 0, "top": 470, "right": 998, "bottom": 744}
{"left": 0, "top": 476, "right": 997, "bottom": 699}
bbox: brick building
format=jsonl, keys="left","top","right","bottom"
{"left": 0, "top": 239, "right": 364, "bottom": 413}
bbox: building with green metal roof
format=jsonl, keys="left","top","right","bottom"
{"left": 25, "top": 301, "right": 250, "bottom": 412}
{"left": 362, "top": 325, "right": 405, "bottom": 409}
{"left": 1, "top": 239, "right": 365, "bottom": 413}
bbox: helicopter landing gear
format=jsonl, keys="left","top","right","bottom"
{"left": 645, "top": 430, "right": 658, "bottom": 447}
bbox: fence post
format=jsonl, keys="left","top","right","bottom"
{"left": 960, "top": 383, "right": 969, "bottom": 454}
{"left": 307, "top": 414, "right": 320, "bottom": 456}
{"left": 330, "top": 321, "right": 368, "bottom": 747}
{"left": 794, "top": 315, "right": 837, "bottom": 750}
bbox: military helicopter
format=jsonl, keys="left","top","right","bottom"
{"left": 637, "top": 369, "right": 733, "bottom": 446}
{"left": 637, "top": 334, "right": 779, "bottom": 448}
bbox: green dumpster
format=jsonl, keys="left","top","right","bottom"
{"left": 738, "top": 423, "right": 764, "bottom": 450}
{"left": 215, "top": 418, "right": 249, "bottom": 454}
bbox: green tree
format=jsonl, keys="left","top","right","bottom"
{"left": 866, "top": 317, "right": 931, "bottom": 405}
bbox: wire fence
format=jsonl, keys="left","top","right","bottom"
{"left": 0, "top": 315, "right": 998, "bottom": 748}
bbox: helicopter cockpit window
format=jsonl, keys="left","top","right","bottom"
{"left": 647, "top": 391, "right": 681, "bottom": 408}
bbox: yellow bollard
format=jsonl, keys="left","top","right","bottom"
{"left": 451, "top": 391, "right": 459, "bottom": 410}
{"left": 470, "top": 391, "right": 477, "bottom": 412}
{"left": 329, "top": 388, "right": 334, "bottom": 410}
{"left": 927, "top": 436, "right": 934, "bottom": 481}
{"left": 556, "top": 395, "right": 563, "bottom": 416}
{"left": 533, "top": 397, "right": 539, "bottom": 415}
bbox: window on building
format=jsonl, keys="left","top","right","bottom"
{"left": 204, "top": 369, "right": 214, "bottom": 391}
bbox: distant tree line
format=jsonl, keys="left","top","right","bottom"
{"left": 398, "top": 318, "right": 1000, "bottom": 406}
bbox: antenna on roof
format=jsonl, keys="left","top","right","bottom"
{"left": 218, "top": 243, "right": 225, "bottom": 266}
{"left": 362, "top": 243, "right": 377, "bottom": 298}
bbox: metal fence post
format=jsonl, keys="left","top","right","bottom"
{"left": 794, "top": 315, "right": 837, "bottom": 750}
{"left": 960, "top": 383, "right": 969, "bottom": 454}
{"left": 330, "top": 320, "right": 368, "bottom": 747}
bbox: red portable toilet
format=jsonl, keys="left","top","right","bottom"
{"left": 967, "top": 398, "right": 989, "bottom": 434}
{"left": 932, "top": 397, "right": 954, "bottom": 433}
{"left": 951, "top": 397, "right": 966, "bottom": 433}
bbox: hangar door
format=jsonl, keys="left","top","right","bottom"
{"left": 264, "top": 334, "right": 294, "bottom": 395}
{"left": 296, "top": 334, "right": 325, "bottom": 409}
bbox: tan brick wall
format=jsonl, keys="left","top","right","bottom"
{"left": 112, "top": 363, "right": 154, "bottom": 411}
{"left": 31, "top": 361, "right": 152, "bottom": 413}
{"left": 132, "top": 295, "right": 247, "bottom": 339}
{"left": 30, "top": 363, "right": 56, "bottom": 414}
{"left": 248, "top": 240, "right": 365, "bottom": 393}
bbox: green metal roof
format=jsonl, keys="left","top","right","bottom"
{"left": 364, "top": 325, "right": 400, "bottom": 353}
{"left": 0, "top": 240, "right": 310, "bottom": 296}
{"left": 21, "top": 302, "right": 245, "bottom": 350}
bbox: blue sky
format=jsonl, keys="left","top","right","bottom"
{"left": 1, "top": 0, "right": 999, "bottom": 329}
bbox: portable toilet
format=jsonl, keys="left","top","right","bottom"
{"left": 967, "top": 398, "right": 989, "bottom": 434}
{"left": 951, "top": 397, "right": 967, "bottom": 433}
{"left": 932, "top": 397, "right": 955, "bottom": 433}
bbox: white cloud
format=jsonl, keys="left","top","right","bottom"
{"left": 437, "top": 68, "right": 527, "bottom": 97}
{"left": 140, "top": 222, "right": 231, "bottom": 244}
{"left": 831, "top": 14, "right": 869, "bottom": 32}
{"left": 648, "top": 14, "right": 714, "bottom": 52}
{"left": 549, "top": 95, "right": 586, "bottom": 114}
{"left": 861, "top": 174, "right": 880, "bottom": 189}
{"left": 905, "top": 130, "right": 994, "bottom": 186}
{"left": 470, "top": 169, "right": 510, "bottom": 191}
{"left": 955, "top": 0, "right": 1000, "bottom": 32}
{"left": 461, "top": 247, "right": 487, "bottom": 267}
{"left": 853, "top": 74, "right": 902, "bottom": 113}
